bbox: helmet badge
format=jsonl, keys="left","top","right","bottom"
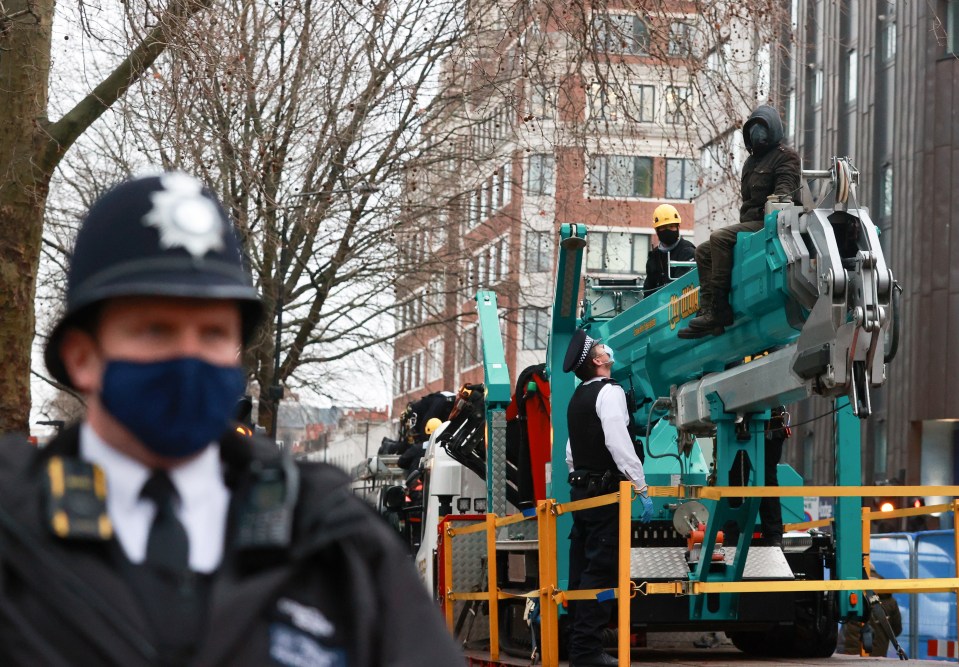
{"left": 143, "top": 172, "right": 225, "bottom": 258}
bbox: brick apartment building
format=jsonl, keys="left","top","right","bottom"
{"left": 392, "top": 2, "right": 699, "bottom": 414}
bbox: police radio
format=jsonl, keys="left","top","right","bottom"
{"left": 235, "top": 452, "right": 300, "bottom": 550}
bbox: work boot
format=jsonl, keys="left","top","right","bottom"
{"left": 678, "top": 298, "right": 733, "bottom": 338}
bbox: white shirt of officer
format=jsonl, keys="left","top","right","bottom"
{"left": 81, "top": 423, "right": 230, "bottom": 573}
{"left": 565, "top": 376, "right": 647, "bottom": 490}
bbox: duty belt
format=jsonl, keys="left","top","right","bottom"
{"left": 568, "top": 469, "right": 626, "bottom": 494}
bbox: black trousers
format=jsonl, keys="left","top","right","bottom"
{"left": 694, "top": 218, "right": 764, "bottom": 307}
{"left": 723, "top": 433, "right": 785, "bottom": 544}
{"left": 567, "top": 485, "right": 618, "bottom": 658}
{"left": 760, "top": 434, "right": 784, "bottom": 539}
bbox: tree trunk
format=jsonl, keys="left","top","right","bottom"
{"left": 0, "top": 0, "right": 213, "bottom": 434}
{"left": 0, "top": 0, "right": 55, "bottom": 434}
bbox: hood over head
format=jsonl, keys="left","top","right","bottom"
{"left": 743, "top": 105, "right": 785, "bottom": 153}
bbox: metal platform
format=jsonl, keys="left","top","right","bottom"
{"left": 630, "top": 546, "right": 795, "bottom": 580}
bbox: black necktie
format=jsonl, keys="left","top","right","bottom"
{"left": 141, "top": 470, "right": 190, "bottom": 574}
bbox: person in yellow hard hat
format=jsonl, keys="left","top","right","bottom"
{"left": 424, "top": 418, "right": 443, "bottom": 437}
{"left": 643, "top": 204, "right": 696, "bottom": 295}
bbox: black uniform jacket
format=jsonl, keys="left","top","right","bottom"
{"left": 642, "top": 238, "right": 696, "bottom": 295}
{"left": 0, "top": 426, "right": 463, "bottom": 667}
{"left": 740, "top": 105, "right": 801, "bottom": 223}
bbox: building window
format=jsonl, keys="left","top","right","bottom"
{"left": 496, "top": 160, "right": 512, "bottom": 208}
{"left": 663, "top": 86, "right": 691, "bottom": 124}
{"left": 529, "top": 82, "right": 554, "bottom": 120}
{"left": 526, "top": 153, "right": 555, "bottom": 196}
{"left": 880, "top": 163, "right": 893, "bottom": 219}
{"left": 594, "top": 13, "right": 649, "bottom": 55}
{"left": 475, "top": 235, "right": 509, "bottom": 287}
{"left": 757, "top": 43, "right": 771, "bottom": 101}
{"left": 460, "top": 325, "right": 480, "bottom": 369}
{"left": 429, "top": 276, "right": 445, "bottom": 313}
{"left": 427, "top": 338, "right": 444, "bottom": 383}
{"left": 522, "top": 309, "right": 550, "bottom": 350}
{"left": 813, "top": 68, "right": 824, "bottom": 106}
{"left": 473, "top": 254, "right": 485, "bottom": 289}
{"left": 496, "top": 235, "right": 509, "bottom": 282}
{"left": 586, "top": 232, "right": 651, "bottom": 274}
{"left": 588, "top": 83, "right": 654, "bottom": 123}
{"left": 412, "top": 352, "right": 423, "bottom": 391}
{"left": 668, "top": 21, "right": 691, "bottom": 56}
{"left": 396, "top": 353, "right": 424, "bottom": 394}
{"left": 629, "top": 84, "right": 655, "bottom": 122}
{"left": 665, "top": 158, "right": 698, "bottom": 199}
{"left": 785, "top": 89, "right": 797, "bottom": 142}
{"left": 946, "top": 0, "right": 959, "bottom": 56}
{"left": 587, "top": 82, "right": 618, "bottom": 121}
{"left": 525, "top": 231, "right": 552, "bottom": 272}
{"left": 845, "top": 49, "right": 858, "bottom": 103}
{"left": 589, "top": 155, "right": 653, "bottom": 198}
{"left": 881, "top": 11, "right": 896, "bottom": 62}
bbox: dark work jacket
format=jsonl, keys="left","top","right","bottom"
{"left": 567, "top": 378, "right": 618, "bottom": 474}
{"left": 643, "top": 238, "right": 696, "bottom": 295}
{"left": 0, "top": 426, "right": 463, "bottom": 667}
{"left": 739, "top": 145, "right": 801, "bottom": 222}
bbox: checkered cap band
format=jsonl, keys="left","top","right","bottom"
{"left": 574, "top": 335, "right": 595, "bottom": 372}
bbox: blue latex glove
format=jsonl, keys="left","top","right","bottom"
{"left": 640, "top": 492, "right": 654, "bottom": 523}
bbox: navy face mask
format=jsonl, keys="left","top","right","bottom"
{"left": 100, "top": 357, "right": 246, "bottom": 459}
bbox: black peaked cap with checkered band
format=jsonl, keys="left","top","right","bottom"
{"left": 563, "top": 329, "right": 600, "bottom": 374}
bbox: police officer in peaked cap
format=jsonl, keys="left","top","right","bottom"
{"left": 0, "top": 172, "right": 462, "bottom": 666}
{"left": 563, "top": 329, "right": 653, "bottom": 667}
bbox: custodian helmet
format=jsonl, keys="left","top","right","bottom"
{"left": 652, "top": 203, "right": 682, "bottom": 229}
{"left": 44, "top": 172, "right": 264, "bottom": 388}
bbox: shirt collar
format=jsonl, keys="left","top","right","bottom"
{"left": 79, "top": 422, "right": 222, "bottom": 505}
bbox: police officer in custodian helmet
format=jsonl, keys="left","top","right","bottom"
{"left": 0, "top": 173, "right": 462, "bottom": 666}
{"left": 563, "top": 330, "right": 654, "bottom": 666}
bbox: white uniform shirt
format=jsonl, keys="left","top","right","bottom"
{"left": 80, "top": 423, "right": 230, "bottom": 573}
{"left": 565, "top": 377, "right": 647, "bottom": 489}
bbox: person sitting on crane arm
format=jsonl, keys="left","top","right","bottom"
{"left": 563, "top": 330, "right": 654, "bottom": 667}
{"left": 678, "top": 105, "right": 801, "bottom": 339}
{"left": 643, "top": 203, "right": 696, "bottom": 295}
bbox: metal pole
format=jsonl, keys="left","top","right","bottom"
{"left": 953, "top": 499, "right": 959, "bottom": 664}
{"left": 618, "top": 481, "right": 632, "bottom": 666}
{"left": 269, "top": 219, "right": 287, "bottom": 444}
{"left": 537, "top": 499, "right": 559, "bottom": 666}
{"left": 486, "top": 513, "right": 500, "bottom": 662}
{"left": 364, "top": 419, "right": 371, "bottom": 459}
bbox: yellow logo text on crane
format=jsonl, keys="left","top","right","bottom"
{"left": 669, "top": 286, "right": 700, "bottom": 330}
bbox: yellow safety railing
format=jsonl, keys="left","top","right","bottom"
{"left": 442, "top": 485, "right": 959, "bottom": 667}
{"left": 442, "top": 481, "right": 635, "bottom": 667}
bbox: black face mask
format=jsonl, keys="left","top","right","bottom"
{"left": 749, "top": 124, "right": 770, "bottom": 153}
{"left": 656, "top": 229, "right": 679, "bottom": 246}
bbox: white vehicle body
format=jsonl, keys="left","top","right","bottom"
{"left": 414, "top": 421, "right": 486, "bottom": 594}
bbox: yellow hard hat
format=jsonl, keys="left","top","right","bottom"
{"left": 425, "top": 418, "right": 443, "bottom": 436}
{"left": 652, "top": 204, "right": 681, "bottom": 229}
